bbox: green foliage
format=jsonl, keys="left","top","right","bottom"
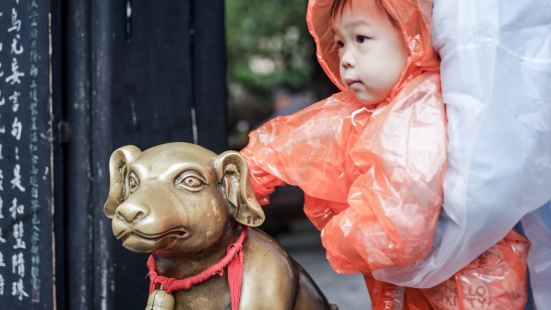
{"left": 225, "top": 0, "right": 313, "bottom": 97}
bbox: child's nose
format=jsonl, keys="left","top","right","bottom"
{"left": 340, "top": 49, "right": 355, "bottom": 68}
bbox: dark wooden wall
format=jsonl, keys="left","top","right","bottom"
{"left": 59, "top": 1, "right": 228, "bottom": 309}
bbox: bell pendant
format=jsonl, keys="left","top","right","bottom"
{"left": 145, "top": 289, "right": 175, "bottom": 310}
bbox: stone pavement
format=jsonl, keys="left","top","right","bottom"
{"left": 275, "top": 220, "right": 372, "bottom": 310}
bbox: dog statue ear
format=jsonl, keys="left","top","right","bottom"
{"left": 214, "top": 151, "right": 265, "bottom": 227}
{"left": 104, "top": 145, "right": 142, "bottom": 219}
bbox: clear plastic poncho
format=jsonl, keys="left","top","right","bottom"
{"left": 370, "top": 1, "right": 551, "bottom": 310}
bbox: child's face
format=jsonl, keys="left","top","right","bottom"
{"left": 333, "top": 0, "right": 408, "bottom": 104}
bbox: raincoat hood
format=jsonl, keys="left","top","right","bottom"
{"left": 306, "top": 0, "right": 439, "bottom": 97}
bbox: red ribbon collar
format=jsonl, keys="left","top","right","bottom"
{"left": 147, "top": 227, "right": 248, "bottom": 310}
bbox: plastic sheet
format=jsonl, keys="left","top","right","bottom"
{"left": 371, "top": 2, "right": 551, "bottom": 309}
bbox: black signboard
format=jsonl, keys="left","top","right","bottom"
{"left": 0, "top": 0, "right": 54, "bottom": 308}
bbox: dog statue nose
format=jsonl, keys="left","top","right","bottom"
{"left": 116, "top": 203, "right": 149, "bottom": 224}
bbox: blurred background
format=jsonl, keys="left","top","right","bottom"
{"left": 226, "top": 0, "right": 333, "bottom": 235}
{"left": 226, "top": 0, "right": 335, "bottom": 150}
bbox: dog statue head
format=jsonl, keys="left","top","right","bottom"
{"left": 103, "top": 142, "right": 265, "bottom": 256}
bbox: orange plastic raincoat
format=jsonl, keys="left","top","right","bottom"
{"left": 241, "top": 0, "right": 529, "bottom": 308}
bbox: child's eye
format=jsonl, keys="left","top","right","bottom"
{"left": 356, "top": 35, "right": 370, "bottom": 44}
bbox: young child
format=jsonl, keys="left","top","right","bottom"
{"left": 241, "top": 0, "right": 529, "bottom": 308}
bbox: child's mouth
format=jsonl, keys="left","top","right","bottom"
{"left": 346, "top": 79, "right": 363, "bottom": 88}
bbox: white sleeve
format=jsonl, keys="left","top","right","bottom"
{"left": 372, "top": 0, "right": 551, "bottom": 304}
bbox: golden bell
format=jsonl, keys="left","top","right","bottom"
{"left": 145, "top": 289, "right": 175, "bottom": 310}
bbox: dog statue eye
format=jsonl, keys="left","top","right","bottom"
{"left": 175, "top": 171, "right": 206, "bottom": 192}
{"left": 183, "top": 176, "right": 201, "bottom": 187}
{"left": 128, "top": 172, "right": 140, "bottom": 194}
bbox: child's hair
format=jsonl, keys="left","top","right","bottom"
{"left": 331, "top": 0, "right": 398, "bottom": 28}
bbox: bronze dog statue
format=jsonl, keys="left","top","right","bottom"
{"left": 104, "top": 142, "right": 334, "bottom": 310}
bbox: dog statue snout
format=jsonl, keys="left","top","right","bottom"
{"left": 116, "top": 202, "right": 149, "bottom": 224}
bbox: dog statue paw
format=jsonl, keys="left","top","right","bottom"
{"left": 104, "top": 142, "right": 335, "bottom": 310}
